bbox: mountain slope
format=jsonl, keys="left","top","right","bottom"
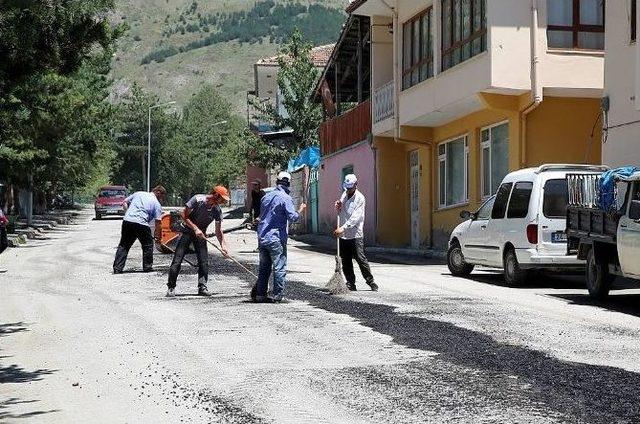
{"left": 112, "top": 0, "right": 348, "bottom": 113}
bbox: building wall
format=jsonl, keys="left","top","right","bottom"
{"left": 319, "top": 140, "right": 376, "bottom": 243}
{"left": 603, "top": 1, "right": 640, "bottom": 167}
{"left": 373, "top": 96, "right": 603, "bottom": 249}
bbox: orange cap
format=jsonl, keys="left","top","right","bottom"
{"left": 213, "top": 185, "right": 230, "bottom": 201}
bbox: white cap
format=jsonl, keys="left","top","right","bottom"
{"left": 277, "top": 171, "right": 292, "bottom": 182}
{"left": 343, "top": 174, "right": 357, "bottom": 189}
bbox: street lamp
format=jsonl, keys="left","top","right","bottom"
{"left": 147, "top": 101, "right": 176, "bottom": 191}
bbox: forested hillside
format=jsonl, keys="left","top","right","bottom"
{"left": 112, "top": 0, "right": 347, "bottom": 112}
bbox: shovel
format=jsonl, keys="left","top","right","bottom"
{"left": 325, "top": 215, "right": 349, "bottom": 295}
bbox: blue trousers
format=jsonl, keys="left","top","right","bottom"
{"left": 256, "top": 240, "right": 287, "bottom": 298}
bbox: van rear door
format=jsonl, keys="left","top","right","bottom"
{"left": 538, "top": 178, "right": 569, "bottom": 255}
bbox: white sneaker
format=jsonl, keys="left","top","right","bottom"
{"left": 166, "top": 288, "right": 176, "bottom": 297}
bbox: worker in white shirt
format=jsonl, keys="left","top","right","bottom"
{"left": 334, "top": 174, "right": 377, "bottom": 291}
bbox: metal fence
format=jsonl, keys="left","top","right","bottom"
{"left": 373, "top": 80, "right": 394, "bottom": 124}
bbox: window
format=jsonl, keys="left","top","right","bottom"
{"left": 441, "top": 0, "right": 487, "bottom": 71}
{"left": 492, "top": 182, "right": 513, "bottom": 219}
{"left": 438, "top": 136, "right": 469, "bottom": 207}
{"left": 476, "top": 195, "right": 496, "bottom": 220}
{"left": 632, "top": 0, "right": 637, "bottom": 42}
{"left": 543, "top": 179, "right": 569, "bottom": 218}
{"left": 507, "top": 182, "right": 533, "bottom": 218}
{"left": 341, "top": 165, "right": 354, "bottom": 188}
{"left": 481, "top": 122, "right": 509, "bottom": 198}
{"left": 403, "top": 8, "right": 433, "bottom": 89}
{"left": 628, "top": 182, "right": 640, "bottom": 220}
{"left": 547, "top": 0, "right": 605, "bottom": 50}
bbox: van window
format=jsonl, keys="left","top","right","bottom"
{"left": 507, "top": 182, "right": 533, "bottom": 218}
{"left": 476, "top": 195, "right": 496, "bottom": 220}
{"left": 492, "top": 183, "right": 512, "bottom": 219}
{"left": 543, "top": 179, "right": 568, "bottom": 218}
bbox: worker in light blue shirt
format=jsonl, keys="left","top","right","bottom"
{"left": 253, "top": 171, "right": 306, "bottom": 302}
{"left": 113, "top": 185, "right": 166, "bottom": 274}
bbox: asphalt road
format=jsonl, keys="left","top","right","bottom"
{"left": 3, "top": 209, "right": 640, "bottom": 423}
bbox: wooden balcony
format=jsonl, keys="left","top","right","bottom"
{"left": 319, "top": 99, "right": 371, "bottom": 156}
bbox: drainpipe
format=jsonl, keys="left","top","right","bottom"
{"left": 520, "top": 0, "right": 543, "bottom": 168}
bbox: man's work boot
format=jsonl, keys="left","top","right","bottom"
{"left": 143, "top": 267, "right": 153, "bottom": 273}
{"left": 198, "top": 285, "right": 212, "bottom": 297}
{"left": 250, "top": 283, "right": 258, "bottom": 302}
{"left": 347, "top": 283, "right": 357, "bottom": 291}
{"left": 369, "top": 282, "right": 379, "bottom": 292}
{"left": 113, "top": 268, "right": 123, "bottom": 275}
{"left": 166, "top": 287, "right": 176, "bottom": 298}
{"left": 0, "top": 268, "right": 7, "bottom": 273}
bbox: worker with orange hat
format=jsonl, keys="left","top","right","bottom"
{"left": 167, "top": 186, "right": 231, "bottom": 297}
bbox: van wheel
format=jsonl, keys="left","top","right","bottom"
{"left": 447, "top": 243, "right": 474, "bottom": 277}
{"left": 503, "top": 248, "right": 527, "bottom": 286}
{"left": 586, "top": 249, "right": 612, "bottom": 300}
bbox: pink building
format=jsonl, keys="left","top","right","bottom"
{"left": 314, "top": 13, "right": 375, "bottom": 242}
{"left": 319, "top": 138, "right": 376, "bottom": 243}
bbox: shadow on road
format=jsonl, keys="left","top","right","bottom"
{"left": 454, "top": 271, "right": 587, "bottom": 290}
{"left": 0, "top": 398, "right": 59, "bottom": 421}
{"left": 0, "top": 323, "right": 58, "bottom": 420}
{"left": 549, "top": 290, "right": 640, "bottom": 318}
{"left": 286, "top": 280, "right": 640, "bottom": 424}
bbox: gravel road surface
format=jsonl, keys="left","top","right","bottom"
{"left": 2, "top": 209, "right": 640, "bottom": 423}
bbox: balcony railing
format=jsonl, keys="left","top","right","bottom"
{"left": 373, "top": 80, "right": 394, "bottom": 124}
{"left": 319, "top": 100, "right": 371, "bottom": 156}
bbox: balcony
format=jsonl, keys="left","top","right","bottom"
{"left": 319, "top": 100, "right": 371, "bottom": 156}
{"left": 373, "top": 80, "right": 394, "bottom": 124}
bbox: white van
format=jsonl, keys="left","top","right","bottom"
{"left": 447, "top": 164, "right": 608, "bottom": 285}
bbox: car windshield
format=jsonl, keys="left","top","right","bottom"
{"left": 99, "top": 189, "right": 126, "bottom": 198}
{"left": 543, "top": 179, "right": 568, "bottom": 218}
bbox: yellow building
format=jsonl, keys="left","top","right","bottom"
{"left": 349, "top": 0, "right": 604, "bottom": 249}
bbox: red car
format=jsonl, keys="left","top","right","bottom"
{"left": 94, "top": 185, "right": 128, "bottom": 220}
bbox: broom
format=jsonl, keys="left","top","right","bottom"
{"left": 325, "top": 215, "right": 349, "bottom": 295}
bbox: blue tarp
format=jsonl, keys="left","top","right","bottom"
{"left": 598, "top": 166, "right": 640, "bottom": 211}
{"left": 287, "top": 146, "right": 320, "bottom": 172}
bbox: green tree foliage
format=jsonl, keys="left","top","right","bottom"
{"left": 0, "top": 0, "right": 123, "bottom": 200}
{"left": 112, "top": 85, "right": 254, "bottom": 203}
{"left": 255, "top": 28, "right": 323, "bottom": 149}
{"left": 142, "top": 1, "right": 344, "bottom": 64}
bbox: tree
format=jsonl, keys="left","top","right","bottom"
{"left": 0, "top": 0, "right": 123, "bottom": 211}
{"left": 254, "top": 28, "right": 323, "bottom": 150}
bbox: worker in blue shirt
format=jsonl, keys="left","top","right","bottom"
{"left": 113, "top": 185, "right": 166, "bottom": 274}
{"left": 253, "top": 171, "right": 306, "bottom": 302}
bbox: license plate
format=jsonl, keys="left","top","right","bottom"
{"left": 552, "top": 232, "right": 567, "bottom": 243}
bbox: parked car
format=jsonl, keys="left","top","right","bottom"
{"left": 567, "top": 170, "right": 640, "bottom": 299}
{"left": 447, "top": 164, "right": 608, "bottom": 285}
{"left": 94, "top": 185, "right": 127, "bottom": 220}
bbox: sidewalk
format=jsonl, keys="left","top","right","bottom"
{"left": 291, "top": 233, "right": 446, "bottom": 262}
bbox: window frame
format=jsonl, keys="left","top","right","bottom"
{"left": 402, "top": 7, "right": 434, "bottom": 90}
{"left": 441, "top": 0, "right": 487, "bottom": 72}
{"left": 547, "top": 0, "right": 606, "bottom": 50}
{"left": 475, "top": 195, "right": 496, "bottom": 220}
{"left": 507, "top": 181, "right": 534, "bottom": 219}
{"left": 480, "top": 120, "right": 510, "bottom": 199}
{"left": 438, "top": 135, "right": 470, "bottom": 208}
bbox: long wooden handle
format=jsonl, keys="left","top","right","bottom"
{"left": 205, "top": 237, "right": 258, "bottom": 279}
{"left": 336, "top": 215, "right": 340, "bottom": 257}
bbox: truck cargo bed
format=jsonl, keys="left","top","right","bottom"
{"left": 567, "top": 206, "right": 619, "bottom": 247}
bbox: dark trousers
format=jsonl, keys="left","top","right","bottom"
{"left": 339, "top": 238, "right": 374, "bottom": 287}
{"left": 0, "top": 227, "right": 7, "bottom": 254}
{"left": 113, "top": 220, "right": 154, "bottom": 272}
{"left": 168, "top": 232, "right": 208, "bottom": 289}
